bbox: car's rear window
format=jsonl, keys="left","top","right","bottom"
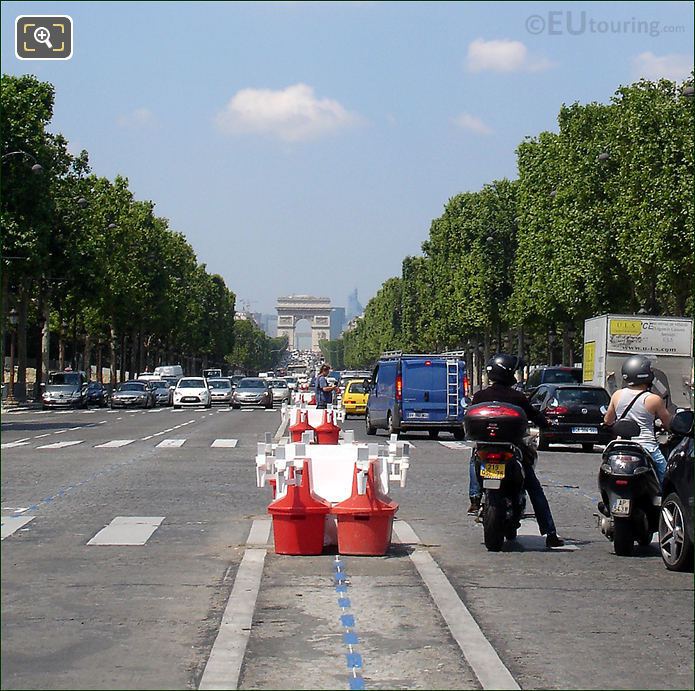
{"left": 556, "top": 388, "right": 610, "bottom": 405}
{"left": 543, "top": 370, "right": 582, "bottom": 384}
{"left": 347, "top": 382, "right": 368, "bottom": 394}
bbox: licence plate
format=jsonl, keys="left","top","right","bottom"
{"left": 611, "top": 498, "right": 631, "bottom": 516}
{"left": 572, "top": 426, "right": 597, "bottom": 434}
{"left": 480, "top": 463, "right": 506, "bottom": 479}
{"left": 408, "top": 412, "right": 429, "bottom": 419}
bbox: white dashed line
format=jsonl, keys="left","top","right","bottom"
{"left": 37, "top": 440, "right": 84, "bottom": 450}
{"left": 211, "top": 439, "right": 239, "bottom": 448}
{"left": 155, "top": 439, "right": 186, "bottom": 448}
{"left": 87, "top": 516, "right": 165, "bottom": 546}
{"left": 95, "top": 439, "right": 135, "bottom": 448}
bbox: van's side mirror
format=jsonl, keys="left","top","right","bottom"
{"left": 363, "top": 379, "right": 371, "bottom": 391}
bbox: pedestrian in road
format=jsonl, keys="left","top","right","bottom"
{"left": 470, "top": 353, "right": 565, "bottom": 548}
{"left": 315, "top": 364, "right": 338, "bottom": 409}
{"left": 603, "top": 354, "right": 671, "bottom": 487}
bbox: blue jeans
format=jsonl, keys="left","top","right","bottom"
{"left": 469, "top": 456, "right": 480, "bottom": 498}
{"left": 649, "top": 448, "right": 667, "bottom": 487}
{"left": 523, "top": 463, "right": 557, "bottom": 536}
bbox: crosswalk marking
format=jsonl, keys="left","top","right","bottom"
{"left": 439, "top": 441, "right": 473, "bottom": 450}
{"left": 95, "top": 439, "right": 135, "bottom": 448}
{"left": 211, "top": 439, "right": 239, "bottom": 448}
{"left": 1, "top": 441, "right": 30, "bottom": 449}
{"left": 1, "top": 515, "right": 36, "bottom": 540}
{"left": 156, "top": 439, "right": 186, "bottom": 448}
{"left": 87, "top": 516, "right": 165, "bottom": 546}
{"left": 36, "top": 440, "right": 84, "bottom": 450}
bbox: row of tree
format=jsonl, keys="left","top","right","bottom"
{"left": 1, "top": 74, "right": 281, "bottom": 393}
{"left": 336, "top": 77, "right": 694, "bottom": 382}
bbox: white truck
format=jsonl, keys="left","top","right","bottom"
{"left": 583, "top": 314, "right": 694, "bottom": 411}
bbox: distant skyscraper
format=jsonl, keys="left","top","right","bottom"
{"left": 330, "top": 307, "right": 346, "bottom": 340}
{"left": 346, "top": 289, "right": 363, "bottom": 321}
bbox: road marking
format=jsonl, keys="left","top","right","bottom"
{"left": 155, "top": 439, "right": 186, "bottom": 448}
{"left": 516, "top": 519, "right": 580, "bottom": 551}
{"left": 34, "top": 433, "right": 51, "bottom": 438}
{"left": 1, "top": 515, "right": 35, "bottom": 540}
{"left": 95, "top": 439, "right": 135, "bottom": 448}
{"left": 1, "top": 440, "right": 31, "bottom": 449}
{"left": 36, "top": 440, "right": 84, "bottom": 450}
{"left": 439, "top": 440, "right": 473, "bottom": 449}
{"left": 199, "top": 519, "right": 269, "bottom": 690}
{"left": 393, "top": 520, "right": 520, "bottom": 690}
{"left": 87, "top": 516, "right": 165, "bottom": 545}
{"left": 211, "top": 439, "right": 239, "bottom": 448}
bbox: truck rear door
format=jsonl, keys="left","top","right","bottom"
{"left": 401, "top": 358, "right": 448, "bottom": 423}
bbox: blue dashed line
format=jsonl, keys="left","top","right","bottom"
{"left": 334, "top": 556, "right": 365, "bottom": 690}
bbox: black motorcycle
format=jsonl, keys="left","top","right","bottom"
{"left": 464, "top": 402, "right": 529, "bottom": 551}
{"left": 597, "top": 419, "right": 661, "bottom": 556}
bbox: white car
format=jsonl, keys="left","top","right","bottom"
{"left": 173, "top": 377, "right": 211, "bottom": 408}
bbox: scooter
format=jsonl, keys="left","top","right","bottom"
{"left": 464, "top": 402, "right": 529, "bottom": 552}
{"left": 597, "top": 419, "right": 661, "bottom": 556}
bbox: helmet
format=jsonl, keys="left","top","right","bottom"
{"left": 486, "top": 353, "right": 523, "bottom": 386}
{"left": 621, "top": 355, "right": 654, "bottom": 386}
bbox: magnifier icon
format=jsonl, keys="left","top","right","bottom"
{"left": 33, "top": 26, "right": 53, "bottom": 49}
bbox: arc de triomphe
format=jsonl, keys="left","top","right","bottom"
{"left": 276, "top": 295, "right": 331, "bottom": 351}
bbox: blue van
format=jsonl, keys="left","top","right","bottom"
{"left": 365, "top": 351, "right": 468, "bottom": 439}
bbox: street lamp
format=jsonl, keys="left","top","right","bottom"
{"left": 2, "top": 150, "right": 43, "bottom": 174}
{"left": 5, "top": 308, "right": 19, "bottom": 404}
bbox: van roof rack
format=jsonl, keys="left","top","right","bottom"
{"left": 380, "top": 350, "right": 466, "bottom": 360}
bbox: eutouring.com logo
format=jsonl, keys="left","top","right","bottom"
{"left": 525, "top": 11, "right": 685, "bottom": 37}
{"left": 15, "top": 15, "right": 73, "bottom": 60}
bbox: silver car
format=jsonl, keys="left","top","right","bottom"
{"left": 267, "top": 379, "right": 291, "bottom": 404}
{"left": 231, "top": 378, "right": 273, "bottom": 409}
{"left": 146, "top": 379, "right": 172, "bottom": 406}
{"left": 208, "top": 378, "right": 233, "bottom": 405}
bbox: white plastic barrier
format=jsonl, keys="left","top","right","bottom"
{"left": 286, "top": 403, "right": 344, "bottom": 427}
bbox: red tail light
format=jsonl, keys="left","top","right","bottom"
{"left": 615, "top": 479, "right": 628, "bottom": 486}
{"left": 477, "top": 449, "right": 514, "bottom": 462}
{"left": 395, "top": 375, "right": 402, "bottom": 401}
{"left": 463, "top": 375, "right": 469, "bottom": 395}
{"left": 546, "top": 405, "right": 569, "bottom": 415}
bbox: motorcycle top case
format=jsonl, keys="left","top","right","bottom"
{"left": 464, "top": 402, "right": 528, "bottom": 442}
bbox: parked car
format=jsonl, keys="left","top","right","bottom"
{"left": 86, "top": 381, "right": 108, "bottom": 407}
{"left": 208, "top": 378, "right": 233, "bottom": 405}
{"left": 659, "top": 409, "right": 694, "bottom": 571}
{"left": 519, "top": 366, "right": 583, "bottom": 398}
{"left": 231, "top": 378, "right": 273, "bottom": 409}
{"left": 342, "top": 380, "right": 369, "bottom": 418}
{"left": 366, "top": 352, "right": 467, "bottom": 439}
{"left": 41, "top": 371, "right": 89, "bottom": 410}
{"left": 267, "top": 379, "right": 291, "bottom": 404}
{"left": 528, "top": 384, "right": 612, "bottom": 451}
{"left": 147, "top": 379, "right": 173, "bottom": 406}
{"left": 173, "top": 377, "right": 212, "bottom": 408}
{"left": 110, "top": 381, "right": 156, "bottom": 409}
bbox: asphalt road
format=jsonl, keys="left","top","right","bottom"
{"left": 1, "top": 406, "right": 692, "bottom": 690}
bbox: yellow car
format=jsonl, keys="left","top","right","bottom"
{"left": 342, "top": 379, "right": 370, "bottom": 418}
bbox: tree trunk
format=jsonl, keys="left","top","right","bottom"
{"left": 83, "top": 333, "right": 92, "bottom": 377}
{"left": 109, "top": 324, "right": 117, "bottom": 385}
{"left": 96, "top": 343, "right": 103, "bottom": 384}
{"left": 16, "top": 282, "right": 28, "bottom": 400}
{"left": 138, "top": 328, "right": 145, "bottom": 373}
{"left": 482, "top": 332, "right": 490, "bottom": 386}
{"left": 130, "top": 329, "right": 138, "bottom": 378}
{"left": 562, "top": 322, "right": 572, "bottom": 366}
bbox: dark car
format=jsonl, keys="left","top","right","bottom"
{"left": 147, "top": 379, "right": 173, "bottom": 406}
{"left": 110, "top": 381, "right": 156, "bottom": 409}
{"left": 86, "top": 381, "right": 107, "bottom": 407}
{"left": 520, "top": 366, "right": 583, "bottom": 398}
{"left": 529, "top": 384, "right": 612, "bottom": 451}
{"left": 658, "top": 409, "right": 694, "bottom": 571}
{"left": 231, "top": 378, "right": 273, "bottom": 409}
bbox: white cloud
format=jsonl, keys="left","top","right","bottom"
{"left": 214, "top": 83, "right": 361, "bottom": 142}
{"left": 632, "top": 52, "right": 693, "bottom": 82}
{"left": 465, "top": 38, "right": 554, "bottom": 73}
{"left": 452, "top": 112, "right": 493, "bottom": 135}
{"left": 117, "top": 108, "right": 155, "bottom": 128}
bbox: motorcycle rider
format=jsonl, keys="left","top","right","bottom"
{"left": 603, "top": 355, "right": 671, "bottom": 487}
{"left": 470, "top": 353, "right": 565, "bottom": 548}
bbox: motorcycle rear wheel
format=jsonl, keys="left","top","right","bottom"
{"left": 483, "top": 501, "right": 505, "bottom": 552}
{"left": 613, "top": 518, "right": 634, "bottom": 556}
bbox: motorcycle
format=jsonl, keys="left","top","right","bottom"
{"left": 597, "top": 419, "right": 661, "bottom": 556}
{"left": 464, "top": 402, "right": 529, "bottom": 551}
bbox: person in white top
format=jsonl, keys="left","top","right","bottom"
{"left": 604, "top": 355, "right": 671, "bottom": 486}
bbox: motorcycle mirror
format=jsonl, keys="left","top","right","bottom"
{"left": 612, "top": 419, "right": 640, "bottom": 439}
{"left": 670, "top": 409, "right": 694, "bottom": 436}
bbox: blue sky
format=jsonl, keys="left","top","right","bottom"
{"left": 2, "top": 1, "right": 693, "bottom": 316}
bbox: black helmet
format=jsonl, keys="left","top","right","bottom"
{"left": 621, "top": 355, "right": 654, "bottom": 386}
{"left": 486, "top": 353, "right": 523, "bottom": 386}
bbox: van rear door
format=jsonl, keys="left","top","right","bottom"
{"left": 401, "top": 358, "right": 449, "bottom": 423}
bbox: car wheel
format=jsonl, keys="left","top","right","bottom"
{"left": 173, "top": 405, "right": 180, "bottom": 410}
{"left": 659, "top": 492, "right": 694, "bottom": 571}
{"left": 232, "top": 404, "right": 240, "bottom": 410}
{"left": 365, "top": 411, "right": 376, "bottom": 436}
{"left": 344, "top": 413, "right": 350, "bottom": 420}
{"left": 453, "top": 429, "right": 465, "bottom": 440}
{"left": 582, "top": 443, "right": 594, "bottom": 452}
{"left": 428, "top": 430, "right": 440, "bottom": 440}
{"left": 537, "top": 432, "right": 549, "bottom": 451}
{"left": 387, "top": 412, "right": 398, "bottom": 437}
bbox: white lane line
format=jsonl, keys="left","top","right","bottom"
{"left": 36, "top": 440, "right": 84, "bottom": 450}
{"left": 98, "top": 420, "right": 107, "bottom": 425}
{"left": 211, "top": 439, "right": 238, "bottom": 448}
{"left": 199, "top": 519, "right": 270, "bottom": 690}
{"left": 94, "top": 439, "right": 135, "bottom": 448}
{"left": 439, "top": 440, "right": 474, "bottom": 449}
{"left": 53, "top": 429, "right": 68, "bottom": 434}
{"left": 393, "top": 520, "right": 520, "bottom": 690}
{"left": 1, "top": 441, "right": 31, "bottom": 449}
{"left": 34, "top": 433, "right": 51, "bottom": 439}
{"left": 155, "top": 439, "right": 186, "bottom": 448}
{"left": 1, "top": 515, "right": 36, "bottom": 540}
{"left": 87, "top": 516, "right": 165, "bottom": 545}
